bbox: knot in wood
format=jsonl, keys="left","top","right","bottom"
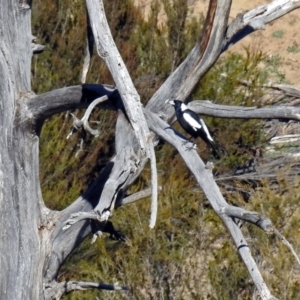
{"left": 100, "top": 51, "right": 109, "bottom": 58}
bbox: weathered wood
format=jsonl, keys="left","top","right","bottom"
{"left": 28, "top": 86, "right": 300, "bottom": 123}
{"left": 147, "top": 0, "right": 232, "bottom": 114}
{"left": 145, "top": 109, "right": 278, "bottom": 300}
{"left": 85, "top": 0, "right": 151, "bottom": 151}
{"left": 45, "top": 280, "right": 128, "bottom": 300}
{"left": 27, "top": 84, "right": 118, "bottom": 122}
{"left": 86, "top": 0, "right": 158, "bottom": 227}
{"left": 147, "top": 0, "right": 300, "bottom": 119}
{"left": 1, "top": 1, "right": 300, "bottom": 299}
{"left": 221, "top": 205, "right": 273, "bottom": 232}
{"left": 224, "top": 0, "right": 300, "bottom": 50}
{"left": 39, "top": 1, "right": 300, "bottom": 297}
{"left": 116, "top": 187, "right": 154, "bottom": 207}
{"left": 81, "top": 12, "right": 94, "bottom": 83}
{"left": 44, "top": 110, "right": 150, "bottom": 285}
{"left": 0, "top": 1, "right": 47, "bottom": 299}
{"left": 189, "top": 100, "right": 300, "bottom": 120}
{"left": 68, "top": 96, "right": 109, "bottom": 137}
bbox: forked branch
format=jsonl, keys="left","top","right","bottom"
{"left": 147, "top": 0, "right": 232, "bottom": 112}
{"left": 67, "top": 96, "right": 108, "bottom": 137}
{"left": 148, "top": 0, "right": 300, "bottom": 121}
{"left": 86, "top": 0, "right": 158, "bottom": 228}
{"left": 145, "top": 109, "right": 278, "bottom": 300}
{"left": 224, "top": 205, "right": 300, "bottom": 269}
{"left": 85, "top": 0, "right": 151, "bottom": 150}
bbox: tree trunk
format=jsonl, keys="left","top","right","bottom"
{"left": 0, "top": 2, "right": 46, "bottom": 299}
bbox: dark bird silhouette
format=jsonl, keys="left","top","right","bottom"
{"left": 166, "top": 99, "right": 220, "bottom": 156}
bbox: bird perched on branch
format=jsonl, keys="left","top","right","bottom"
{"left": 166, "top": 99, "right": 220, "bottom": 157}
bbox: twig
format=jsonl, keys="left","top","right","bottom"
{"left": 270, "top": 134, "right": 300, "bottom": 144}
{"left": 67, "top": 95, "right": 108, "bottom": 138}
{"left": 75, "top": 138, "right": 84, "bottom": 158}
{"left": 224, "top": 0, "right": 300, "bottom": 51}
{"left": 116, "top": 186, "right": 162, "bottom": 207}
{"left": 149, "top": 143, "right": 158, "bottom": 228}
{"left": 81, "top": 96, "right": 108, "bottom": 136}
{"left": 273, "top": 227, "right": 300, "bottom": 267}
{"left": 239, "top": 80, "right": 300, "bottom": 99}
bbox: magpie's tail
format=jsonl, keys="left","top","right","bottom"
{"left": 207, "top": 140, "right": 224, "bottom": 159}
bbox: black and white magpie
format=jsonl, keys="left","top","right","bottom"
{"left": 166, "top": 99, "right": 219, "bottom": 155}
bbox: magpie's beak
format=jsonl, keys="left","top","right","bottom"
{"left": 165, "top": 99, "right": 175, "bottom": 105}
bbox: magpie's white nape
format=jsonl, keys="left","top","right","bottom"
{"left": 166, "top": 99, "right": 220, "bottom": 157}
{"left": 165, "top": 99, "right": 174, "bottom": 105}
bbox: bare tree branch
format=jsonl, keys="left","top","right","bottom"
{"left": 145, "top": 109, "right": 278, "bottom": 299}
{"left": 149, "top": 145, "right": 158, "bottom": 228}
{"left": 224, "top": 0, "right": 300, "bottom": 50}
{"left": 86, "top": 0, "right": 158, "bottom": 228}
{"left": 86, "top": 0, "right": 151, "bottom": 151}
{"left": 27, "top": 0, "right": 300, "bottom": 131}
{"left": 62, "top": 211, "right": 107, "bottom": 231}
{"left": 26, "top": 84, "right": 118, "bottom": 123}
{"left": 44, "top": 280, "right": 128, "bottom": 300}
{"left": 221, "top": 205, "right": 273, "bottom": 232}
{"left": 81, "top": 12, "right": 94, "bottom": 84}
{"left": 147, "top": 0, "right": 232, "bottom": 113}
{"left": 92, "top": 111, "right": 144, "bottom": 214}
{"left": 26, "top": 84, "right": 300, "bottom": 130}
{"left": 44, "top": 110, "right": 155, "bottom": 282}
{"left": 44, "top": 162, "right": 114, "bottom": 282}
{"left": 116, "top": 187, "right": 163, "bottom": 207}
{"left": 147, "top": 0, "right": 300, "bottom": 126}
{"left": 4, "top": 0, "right": 300, "bottom": 298}
{"left": 25, "top": 84, "right": 300, "bottom": 133}
{"left": 273, "top": 228, "right": 300, "bottom": 267}
{"left": 265, "top": 83, "right": 300, "bottom": 99}
{"left": 42, "top": 88, "right": 299, "bottom": 288}
{"left": 40, "top": 1, "right": 300, "bottom": 297}
{"left": 189, "top": 101, "right": 300, "bottom": 121}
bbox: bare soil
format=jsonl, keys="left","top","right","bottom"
{"left": 134, "top": 0, "right": 300, "bottom": 87}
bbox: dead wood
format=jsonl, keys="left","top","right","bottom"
{"left": 2, "top": 1, "right": 300, "bottom": 299}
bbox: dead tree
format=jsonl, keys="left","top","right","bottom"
{"left": 1, "top": 0, "right": 300, "bottom": 299}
